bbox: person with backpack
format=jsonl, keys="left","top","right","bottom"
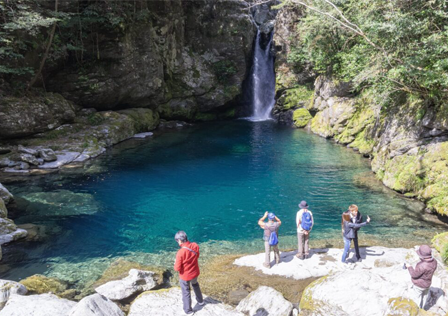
{"left": 296, "top": 200, "right": 314, "bottom": 260}
{"left": 258, "top": 211, "right": 281, "bottom": 268}
{"left": 341, "top": 204, "right": 363, "bottom": 261}
{"left": 342, "top": 213, "right": 370, "bottom": 263}
{"left": 174, "top": 231, "right": 205, "bottom": 315}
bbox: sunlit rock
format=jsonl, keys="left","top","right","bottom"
{"left": 0, "top": 280, "right": 27, "bottom": 310}
{"left": 19, "top": 275, "right": 68, "bottom": 296}
{"left": 0, "top": 293, "right": 76, "bottom": 316}
{"left": 95, "top": 269, "right": 159, "bottom": 301}
{"left": 128, "top": 288, "right": 244, "bottom": 316}
{"left": 236, "top": 286, "right": 293, "bottom": 316}
{"left": 68, "top": 293, "right": 124, "bottom": 316}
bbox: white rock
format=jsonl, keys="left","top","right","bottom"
{"left": 133, "top": 132, "right": 153, "bottom": 138}
{"left": 235, "top": 246, "right": 448, "bottom": 316}
{"left": 0, "top": 185, "right": 12, "bottom": 205}
{"left": 128, "top": 288, "right": 244, "bottom": 316}
{"left": 0, "top": 218, "right": 27, "bottom": 245}
{"left": 95, "top": 269, "right": 158, "bottom": 301}
{"left": 39, "top": 152, "right": 80, "bottom": 169}
{"left": 236, "top": 286, "right": 293, "bottom": 316}
{"left": 0, "top": 293, "right": 76, "bottom": 316}
{"left": 0, "top": 280, "right": 27, "bottom": 309}
{"left": 68, "top": 294, "right": 124, "bottom": 316}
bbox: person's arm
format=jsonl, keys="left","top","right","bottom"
{"left": 275, "top": 216, "right": 282, "bottom": 227}
{"left": 258, "top": 212, "right": 268, "bottom": 229}
{"left": 310, "top": 212, "right": 314, "bottom": 231}
{"left": 174, "top": 251, "right": 183, "bottom": 273}
{"left": 296, "top": 210, "right": 302, "bottom": 228}
{"left": 408, "top": 262, "right": 425, "bottom": 279}
{"left": 347, "top": 222, "right": 367, "bottom": 229}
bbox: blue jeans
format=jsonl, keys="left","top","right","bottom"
{"left": 342, "top": 236, "right": 351, "bottom": 262}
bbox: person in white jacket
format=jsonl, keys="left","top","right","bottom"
{"left": 296, "top": 200, "right": 314, "bottom": 260}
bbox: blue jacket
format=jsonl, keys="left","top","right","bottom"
{"left": 343, "top": 221, "right": 367, "bottom": 239}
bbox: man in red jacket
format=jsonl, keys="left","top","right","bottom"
{"left": 174, "top": 231, "right": 205, "bottom": 315}
{"left": 404, "top": 244, "right": 437, "bottom": 309}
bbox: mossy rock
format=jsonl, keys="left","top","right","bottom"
{"left": 194, "top": 112, "right": 218, "bottom": 122}
{"left": 118, "top": 108, "right": 160, "bottom": 132}
{"left": 0, "top": 198, "right": 7, "bottom": 218}
{"left": 19, "top": 275, "right": 68, "bottom": 295}
{"left": 293, "top": 108, "right": 312, "bottom": 128}
{"left": 386, "top": 297, "right": 419, "bottom": 316}
{"left": 432, "top": 232, "right": 448, "bottom": 264}
{"left": 92, "top": 258, "right": 166, "bottom": 289}
{"left": 282, "top": 87, "right": 314, "bottom": 110}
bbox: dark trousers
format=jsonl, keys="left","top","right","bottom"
{"left": 353, "top": 236, "right": 361, "bottom": 259}
{"left": 180, "top": 277, "right": 203, "bottom": 313}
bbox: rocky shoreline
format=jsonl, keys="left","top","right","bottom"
{"left": 0, "top": 246, "right": 446, "bottom": 315}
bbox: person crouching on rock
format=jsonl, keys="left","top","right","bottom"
{"left": 174, "top": 230, "right": 205, "bottom": 315}
{"left": 404, "top": 245, "right": 437, "bottom": 309}
{"left": 258, "top": 212, "right": 281, "bottom": 268}
{"left": 341, "top": 212, "right": 370, "bottom": 263}
{"left": 341, "top": 204, "right": 364, "bottom": 261}
{"left": 296, "top": 200, "right": 314, "bottom": 260}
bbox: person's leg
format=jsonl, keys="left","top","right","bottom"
{"left": 190, "top": 277, "right": 204, "bottom": 305}
{"left": 273, "top": 245, "right": 280, "bottom": 264}
{"left": 297, "top": 233, "right": 304, "bottom": 257}
{"left": 341, "top": 237, "right": 351, "bottom": 262}
{"left": 411, "top": 284, "right": 427, "bottom": 308}
{"left": 264, "top": 241, "right": 271, "bottom": 267}
{"left": 353, "top": 235, "right": 361, "bottom": 260}
{"left": 304, "top": 233, "right": 309, "bottom": 257}
{"left": 180, "top": 279, "right": 193, "bottom": 314}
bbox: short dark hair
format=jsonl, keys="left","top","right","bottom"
{"left": 174, "top": 231, "right": 188, "bottom": 242}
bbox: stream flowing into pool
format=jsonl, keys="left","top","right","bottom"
{"left": 1, "top": 120, "right": 444, "bottom": 287}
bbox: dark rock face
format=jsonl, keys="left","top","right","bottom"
{"left": 47, "top": 0, "right": 256, "bottom": 119}
{"left": 0, "top": 94, "right": 76, "bottom": 139}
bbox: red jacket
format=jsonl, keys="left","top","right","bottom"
{"left": 174, "top": 241, "right": 200, "bottom": 281}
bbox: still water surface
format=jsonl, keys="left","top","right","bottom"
{"left": 1, "top": 120, "right": 444, "bottom": 286}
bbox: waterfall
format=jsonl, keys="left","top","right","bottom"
{"left": 248, "top": 30, "right": 275, "bottom": 121}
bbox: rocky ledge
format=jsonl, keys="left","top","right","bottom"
{"left": 0, "top": 246, "right": 445, "bottom": 316}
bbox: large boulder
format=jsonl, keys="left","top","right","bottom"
{"left": 236, "top": 286, "right": 293, "bottom": 316}
{"left": 0, "top": 199, "right": 7, "bottom": 219}
{"left": 95, "top": 269, "right": 159, "bottom": 301}
{"left": 128, "top": 288, "right": 244, "bottom": 316}
{"left": 0, "top": 218, "right": 27, "bottom": 245}
{"left": 0, "top": 293, "right": 76, "bottom": 316}
{"left": 0, "top": 280, "right": 27, "bottom": 309}
{"left": 68, "top": 294, "right": 124, "bottom": 316}
{"left": 0, "top": 93, "right": 76, "bottom": 139}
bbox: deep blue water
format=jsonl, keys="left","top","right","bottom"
{"left": 1, "top": 120, "right": 444, "bottom": 285}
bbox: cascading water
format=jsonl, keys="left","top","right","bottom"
{"left": 248, "top": 30, "right": 276, "bottom": 121}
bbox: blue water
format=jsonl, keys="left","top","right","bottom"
{"left": 1, "top": 120, "right": 444, "bottom": 285}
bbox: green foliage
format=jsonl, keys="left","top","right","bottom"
{"left": 213, "top": 60, "right": 237, "bottom": 83}
{"left": 283, "top": 0, "right": 448, "bottom": 106}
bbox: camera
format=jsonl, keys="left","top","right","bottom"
{"left": 402, "top": 263, "right": 407, "bottom": 270}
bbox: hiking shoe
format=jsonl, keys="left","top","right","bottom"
{"left": 295, "top": 254, "right": 302, "bottom": 259}
{"left": 183, "top": 311, "right": 194, "bottom": 315}
{"left": 263, "top": 262, "right": 270, "bottom": 268}
{"left": 198, "top": 301, "right": 205, "bottom": 306}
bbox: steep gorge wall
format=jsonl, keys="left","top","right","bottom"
{"left": 273, "top": 7, "right": 448, "bottom": 217}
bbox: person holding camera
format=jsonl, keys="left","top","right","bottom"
{"left": 404, "top": 245, "right": 437, "bottom": 309}
{"left": 341, "top": 204, "right": 364, "bottom": 261}
{"left": 258, "top": 211, "right": 281, "bottom": 268}
{"left": 341, "top": 212, "right": 370, "bottom": 263}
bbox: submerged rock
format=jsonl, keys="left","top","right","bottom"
{"left": 19, "top": 275, "right": 68, "bottom": 296}
{"left": 0, "top": 280, "right": 27, "bottom": 309}
{"left": 236, "top": 286, "right": 293, "bottom": 316}
{"left": 95, "top": 269, "right": 160, "bottom": 301}
{"left": 68, "top": 293, "right": 124, "bottom": 316}
{"left": 0, "top": 293, "right": 76, "bottom": 316}
{"left": 128, "top": 288, "right": 244, "bottom": 316}
{"left": 20, "top": 190, "right": 100, "bottom": 216}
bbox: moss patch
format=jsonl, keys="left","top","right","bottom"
{"left": 282, "top": 86, "right": 314, "bottom": 110}
{"left": 432, "top": 232, "right": 448, "bottom": 264}
{"left": 386, "top": 297, "right": 419, "bottom": 316}
{"left": 199, "top": 254, "right": 316, "bottom": 305}
{"left": 293, "top": 108, "right": 312, "bottom": 128}
{"left": 20, "top": 275, "right": 68, "bottom": 295}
